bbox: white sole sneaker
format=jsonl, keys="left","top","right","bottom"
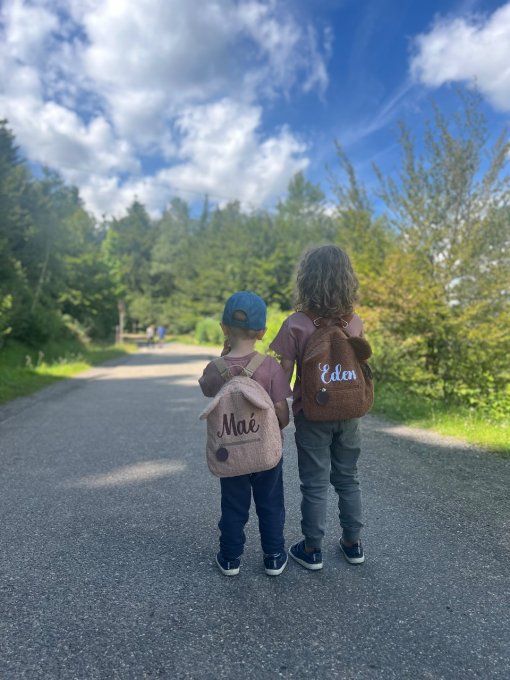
{"left": 289, "top": 549, "right": 323, "bottom": 571}
{"left": 339, "top": 540, "right": 365, "bottom": 564}
{"left": 265, "top": 555, "right": 288, "bottom": 576}
{"left": 215, "top": 555, "right": 240, "bottom": 576}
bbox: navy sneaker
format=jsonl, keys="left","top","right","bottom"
{"left": 289, "top": 540, "right": 323, "bottom": 570}
{"left": 264, "top": 552, "right": 288, "bottom": 576}
{"left": 339, "top": 538, "right": 365, "bottom": 564}
{"left": 215, "top": 552, "right": 241, "bottom": 576}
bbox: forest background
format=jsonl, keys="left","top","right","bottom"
{"left": 1, "top": 94, "right": 509, "bottom": 452}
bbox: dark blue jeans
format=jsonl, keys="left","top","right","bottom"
{"left": 219, "top": 459, "right": 285, "bottom": 559}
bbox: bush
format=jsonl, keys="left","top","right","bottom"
{"left": 194, "top": 307, "right": 290, "bottom": 350}
{"left": 11, "top": 304, "right": 75, "bottom": 347}
{"left": 257, "top": 306, "right": 289, "bottom": 353}
{"left": 193, "top": 306, "right": 291, "bottom": 350}
{"left": 195, "top": 317, "right": 223, "bottom": 345}
{"left": 0, "top": 294, "right": 13, "bottom": 347}
{"left": 61, "top": 314, "right": 90, "bottom": 345}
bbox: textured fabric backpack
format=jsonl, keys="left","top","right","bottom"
{"left": 199, "top": 353, "right": 282, "bottom": 478}
{"left": 301, "top": 313, "right": 374, "bottom": 421}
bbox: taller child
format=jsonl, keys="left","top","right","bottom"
{"left": 270, "top": 245, "right": 366, "bottom": 570}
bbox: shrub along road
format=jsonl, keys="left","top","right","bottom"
{"left": 1, "top": 345, "right": 509, "bottom": 679}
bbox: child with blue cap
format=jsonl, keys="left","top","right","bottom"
{"left": 199, "top": 291, "right": 292, "bottom": 576}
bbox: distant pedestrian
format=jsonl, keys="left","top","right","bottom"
{"left": 146, "top": 324, "right": 155, "bottom": 346}
{"left": 199, "top": 291, "right": 292, "bottom": 577}
{"left": 156, "top": 324, "right": 166, "bottom": 347}
{"left": 271, "top": 245, "right": 373, "bottom": 570}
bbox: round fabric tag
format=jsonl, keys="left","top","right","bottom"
{"left": 216, "top": 447, "right": 229, "bottom": 462}
{"left": 316, "top": 390, "right": 329, "bottom": 405}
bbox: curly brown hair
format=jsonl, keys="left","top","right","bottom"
{"left": 294, "top": 245, "right": 359, "bottom": 317}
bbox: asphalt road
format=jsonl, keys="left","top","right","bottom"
{"left": 1, "top": 344, "right": 509, "bottom": 679}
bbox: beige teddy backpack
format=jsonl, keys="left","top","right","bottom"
{"left": 199, "top": 353, "right": 282, "bottom": 478}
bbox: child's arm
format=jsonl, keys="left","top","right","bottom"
{"left": 279, "top": 358, "right": 294, "bottom": 384}
{"left": 198, "top": 373, "right": 214, "bottom": 397}
{"left": 274, "top": 398, "right": 290, "bottom": 430}
{"left": 267, "top": 358, "right": 292, "bottom": 428}
{"left": 269, "top": 318, "right": 296, "bottom": 384}
{"left": 198, "top": 362, "right": 223, "bottom": 397}
{"left": 349, "top": 313, "right": 364, "bottom": 337}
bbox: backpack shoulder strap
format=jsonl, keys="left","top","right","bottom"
{"left": 243, "top": 352, "right": 266, "bottom": 378}
{"left": 303, "top": 309, "right": 353, "bottom": 334}
{"left": 213, "top": 357, "right": 232, "bottom": 382}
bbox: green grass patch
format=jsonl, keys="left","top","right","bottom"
{"left": 374, "top": 384, "right": 510, "bottom": 456}
{"left": 0, "top": 340, "right": 137, "bottom": 404}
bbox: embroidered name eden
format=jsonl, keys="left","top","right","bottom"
{"left": 319, "top": 363, "right": 357, "bottom": 384}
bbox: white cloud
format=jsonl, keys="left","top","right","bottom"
{"left": 2, "top": 0, "right": 58, "bottom": 63}
{"left": 0, "top": 86, "right": 138, "bottom": 177}
{"left": 237, "top": 1, "right": 329, "bottom": 96}
{"left": 0, "top": 0, "right": 138, "bottom": 187}
{"left": 0, "top": 0, "right": 329, "bottom": 217}
{"left": 341, "top": 80, "right": 415, "bottom": 147}
{"left": 162, "top": 98, "right": 308, "bottom": 207}
{"left": 76, "top": 99, "right": 308, "bottom": 217}
{"left": 411, "top": 2, "right": 510, "bottom": 111}
{"left": 80, "top": 0, "right": 328, "bottom": 140}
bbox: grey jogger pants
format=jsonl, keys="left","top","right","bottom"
{"left": 294, "top": 411, "right": 363, "bottom": 549}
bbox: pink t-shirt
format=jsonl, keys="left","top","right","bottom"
{"left": 269, "top": 311, "right": 364, "bottom": 414}
{"left": 199, "top": 352, "right": 292, "bottom": 405}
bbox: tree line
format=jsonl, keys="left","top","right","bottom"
{"left": 1, "top": 93, "right": 509, "bottom": 415}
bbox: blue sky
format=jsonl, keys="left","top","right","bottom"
{"left": 271, "top": 0, "right": 509, "bottom": 193}
{"left": 0, "top": 0, "right": 509, "bottom": 217}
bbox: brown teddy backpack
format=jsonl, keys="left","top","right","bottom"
{"left": 199, "top": 353, "right": 282, "bottom": 477}
{"left": 301, "top": 313, "right": 374, "bottom": 421}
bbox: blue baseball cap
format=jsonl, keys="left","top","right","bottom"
{"left": 222, "top": 291, "right": 267, "bottom": 330}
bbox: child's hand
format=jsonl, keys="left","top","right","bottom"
{"left": 274, "top": 399, "right": 290, "bottom": 430}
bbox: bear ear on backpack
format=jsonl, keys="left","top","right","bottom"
{"left": 199, "top": 381, "right": 271, "bottom": 421}
{"left": 347, "top": 336, "right": 372, "bottom": 361}
{"left": 199, "top": 393, "right": 222, "bottom": 420}
{"left": 240, "top": 385, "right": 271, "bottom": 411}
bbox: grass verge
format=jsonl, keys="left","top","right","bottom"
{"left": 0, "top": 339, "right": 137, "bottom": 404}
{"left": 374, "top": 385, "right": 509, "bottom": 457}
